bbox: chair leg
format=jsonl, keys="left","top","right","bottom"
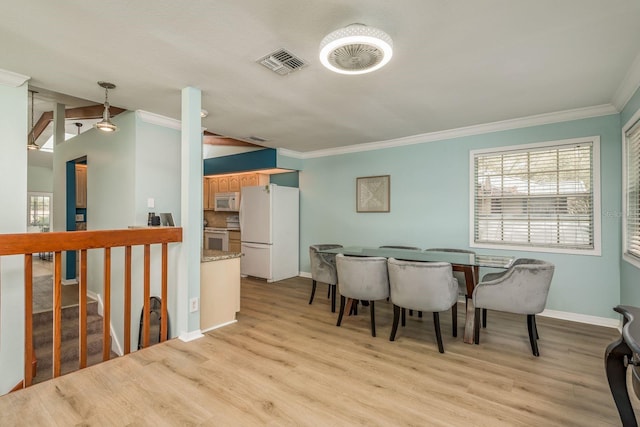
{"left": 327, "top": 284, "right": 331, "bottom": 298}
{"left": 433, "top": 312, "right": 444, "bottom": 353}
{"left": 390, "top": 305, "right": 400, "bottom": 341}
{"left": 370, "top": 301, "right": 376, "bottom": 337}
{"left": 482, "top": 308, "right": 487, "bottom": 328}
{"left": 336, "top": 295, "right": 346, "bottom": 327}
{"left": 330, "top": 285, "right": 336, "bottom": 313}
{"left": 401, "top": 308, "right": 406, "bottom": 327}
{"left": 474, "top": 308, "right": 481, "bottom": 345}
{"left": 533, "top": 316, "right": 539, "bottom": 340}
{"left": 409, "top": 309, "right": 413, "bottom": 317}
{"left": 527, "top": 314, "right": 540, "bottom": 357}
{"left": 418, "top": 311, "right": 423, "bottom": 318}
{"left": 451, "top": 302, "right": 457, "bottom": 337}
{"left": 308, "top": 279, "right": 317, "bottom": 305}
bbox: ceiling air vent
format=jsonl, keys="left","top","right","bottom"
{"left": 257, "top": 48, "right": 307, "bottom": 75}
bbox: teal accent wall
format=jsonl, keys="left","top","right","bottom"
{"left": 620, "top": 86, "right": 640, "bottom": 306}
{"left": 299, "top": 114, "right": 622, "bottom": 319}
{"left": 65, "top": 161, "right": 77, "bottom": 279}
{"left": 203, "top": 148, "right": 276, "bottom": 175}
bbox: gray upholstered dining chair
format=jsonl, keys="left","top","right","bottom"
{"left": 309, "top": 244, "right": 342, "bottom": 312}
{"left": 472, "top": 258, "right": 555, "bottom": 356}
{"left": 335, "top": 254, "right": 389, "bottom": 337}
{"left": 387, "top": 258, "right": 458, "bottom": 353}
{"left": 425, "top": 248, "right": 476, "bottom": 301}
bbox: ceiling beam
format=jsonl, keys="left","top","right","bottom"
{"left": 29, "top": 105, "right": 126, "bottom": 142}
{"left": 203, "top": 132, "right": 263, "bottom": 147}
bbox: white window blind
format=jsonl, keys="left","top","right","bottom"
{"left": 473, "top": 140, "right": 595, "bottom": 251}
{"left": 626, "top": 120, "right": 640, "bottom": 258}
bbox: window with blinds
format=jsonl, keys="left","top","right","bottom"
{"left": 625, "top": 120, "right": 640, "bottom": 259}
{"left": 472, "top": 138, "right": 599, "bottom": 253}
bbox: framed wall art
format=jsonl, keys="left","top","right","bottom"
{"left": 356, "top": 175, "right": 390, "bottom": 213}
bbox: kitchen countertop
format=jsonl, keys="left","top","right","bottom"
{"left": 202, "top": 249, "right": 242, "bottom": 263}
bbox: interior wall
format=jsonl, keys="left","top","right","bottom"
{"left": 299, "top": 114, "right": 622, "bottom": 320}
{"left": 27, "top": 165, "right": 53, "bottom": 193}
{"left": 0, "top": 83, "right": 27, "bottom": 394}
{"left": 620, "top": 86, "right": 640, "bottom": 306}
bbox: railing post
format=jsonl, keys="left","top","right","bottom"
{"left": 161, "top": 243, "right": 168, "bottom": 342}
{"left": 103, "top": 248, "right": 111, "bottom": 361}
{"left": 124, "top": 246, "right": 132, "bottom": 355}
{"left": 53, "top": 251, "right": 62, "bottom": 378}
{"left": 143, "top": 244, "right": 151, "bottom": 348}
{"left": 24, "top": 254, "right": 33, "bottom": 388}
{"left": 79, "top": 249, "right": 87, "bottom": 368}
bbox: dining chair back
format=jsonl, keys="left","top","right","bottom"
{"left": 424, "top": 248, "right": 476, "bottom": 298}
{"left": 309, "top": 244, "right": 342, "bottom": 312}
{"left": 387, "top": 258, "right": 458, "bottom": 353}
{"left": 335, "top": 254, "right": 389, "bottom": 337}
{"left": 472, "top": 258, "right": 554, "bottom": 356}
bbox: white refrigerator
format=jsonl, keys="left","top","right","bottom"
{"left": 239, "top": 184, "right": 299, "bottom": 282}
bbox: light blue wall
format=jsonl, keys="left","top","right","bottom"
{"left": 300, "top": 114, "right": 621, "bottom": 319}
{"left": 620, "top": 86, "right": 640, "bottom": 305}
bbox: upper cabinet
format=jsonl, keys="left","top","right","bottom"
{"left": 75, "top": 164, "right": 87, "bottom": 208}
{"left": 204, "top": 173, "right": 269, "bottom": 210}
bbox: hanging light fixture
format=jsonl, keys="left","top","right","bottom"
{"left": 319, "top": 23, "right": 393, "bottom": 75}
{"left": 94, "top": 81, "right": 118, "bottom": 132}
{"left": 27, "top": 89, "right": 39, "bottom": 151}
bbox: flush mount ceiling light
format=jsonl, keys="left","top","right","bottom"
{"left": 94, "top": 81, "right": 118, "bottom": 132}
{"left": 319, "top": 23, "right": 393, "bottom": 75}
{"left": 27, "top": 89, "right": 39, "bottom": 151}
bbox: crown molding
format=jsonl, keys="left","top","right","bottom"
{"left": 300, "top": 103, "right": 619, "bottom": 159}
{"left": 612, "top": 51, "right": 640, "bottom": 111}
{"left": 277, "top": 148, "right": 305, "bottom": 159}
{"left": 136, "top": 110, "right": 181, "bottom": 130}
{"left": 0, "top": 69, "right": 30, "bottom": 87}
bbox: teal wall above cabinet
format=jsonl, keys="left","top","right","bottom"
{"left": 204, "top": 148, "right": 277, "bottom": 175}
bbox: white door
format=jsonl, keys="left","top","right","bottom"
{"left": 240, "top": 185, "right": 272, "bottom": 244}
{"left": 241, "top": 243, "right": 272, "bottom": 280}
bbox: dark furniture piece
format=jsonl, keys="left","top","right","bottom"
{"left": 606, "top": 305, "right": 640, "bottom": 426}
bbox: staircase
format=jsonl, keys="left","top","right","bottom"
{"left": 32, "top": 299, "right": 118, "bottom": 384}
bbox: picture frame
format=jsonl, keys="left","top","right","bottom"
{"left": 356, "top": 175, "right": 390, "bottom": 213}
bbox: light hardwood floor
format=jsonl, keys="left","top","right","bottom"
{"left": 0, "top": 275, "right": 628, "bottom": 426}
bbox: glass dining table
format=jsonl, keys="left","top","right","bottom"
{"left": 318, "top": 246, "right": 515, "bottom": 344}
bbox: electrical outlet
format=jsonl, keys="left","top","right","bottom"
{"left": 189, "top": 297, "right": 199, "bottom": 313}
{"left": 147, "top": 198, "right": 155, "bottom": 208}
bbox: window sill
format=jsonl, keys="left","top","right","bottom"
{"left": 470, "top": 242, "right": 601, "bottom": 256}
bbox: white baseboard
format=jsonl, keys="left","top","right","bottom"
{"left": 88, "top": 291, "right": 124, "bottom": 356}
{"left": 62, "top": 278, "right": 78, "bottom": 286}
{"left": 538, "top": 309, "right": 620, "bottom": 329}
{"left": 201, "top": 320, "right": 237, "bottom": 334}
{"left": 179, "top": 330, "right": 204, "bottom": 342}
{"left": 299, "top": 271, "right": 311, "bottom": 279}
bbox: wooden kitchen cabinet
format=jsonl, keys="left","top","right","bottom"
{"left": 203, "top": 177, "right": 219, "bottom": 210}
{"left": 228, "top": 230, "right": 241, "bottom": 252}
{"left": 218, "top": 176, "right": 229, "bottom": 192}
{"left": 228, "top": 175, "right": 240, "bottom": 192}
{"left": 75, "top": 164, "right": 87, "bottom": 208}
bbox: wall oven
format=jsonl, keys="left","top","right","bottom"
{"left": 204, "top": 227, "right": 229, "bottom": 251}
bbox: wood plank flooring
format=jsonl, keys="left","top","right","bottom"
{"left": 0, "top": 275, "right": 630, "bottom": 426}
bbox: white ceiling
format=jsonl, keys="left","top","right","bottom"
{"left": 4, "top": 1, "right": 640, "bottom": 153}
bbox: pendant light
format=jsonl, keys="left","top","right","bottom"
{"left": 94, "top": 81, "right": 118, "bottom": 132}
{"left": 27, "top": 90, "right": 39, "bottom": 150}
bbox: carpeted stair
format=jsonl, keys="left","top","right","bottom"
{"left": 32, "top": 299, "right": 118, "bottom": 384}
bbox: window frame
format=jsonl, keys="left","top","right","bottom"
{"left": 623, "top": 108, "right": 640, "bottom": 268}
{"left": 469, "top": 136, "right": 601, "bottom": 256}
{"left": 27, "top": 192, "right": 53, "bottom": 231}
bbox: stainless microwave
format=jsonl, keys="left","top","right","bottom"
{"left": 214, "top": 192, "right": 240, "bottom": 211}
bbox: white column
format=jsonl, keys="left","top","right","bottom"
{"left": 177, "top": 87, "right": 204, "bottom": 341}
{"left": 0, "top": 73, "right": 29, "bottom": 393}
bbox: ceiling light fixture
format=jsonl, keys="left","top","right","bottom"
{"left": 319, "top": 23, "right": 393, "bottom": 75}
{"left": 94, "top": 81, "right": 118, "bottom": 132}
{"left": 27, "top": 89, "right": 39, "bottom": 151}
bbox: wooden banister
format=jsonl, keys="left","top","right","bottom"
{"left": 0, "top": 227, "right": 182, "bottom": 388}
